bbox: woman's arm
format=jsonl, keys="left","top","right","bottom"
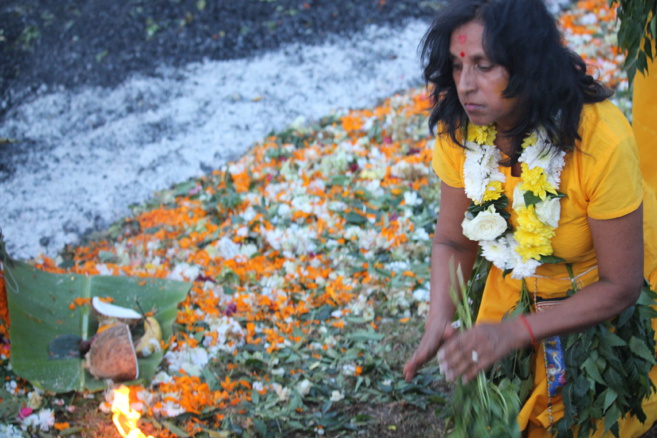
{"left": 436, "top": 205, "right": 645, "bottom": 383}
{"left": 403, "top": 181, "right": 479, "bottom": 381}
{"left": 525, "top": 204, "right": 644, "bottom": 336}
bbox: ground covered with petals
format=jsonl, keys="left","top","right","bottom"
{"left": 0, "top": 1, "right": 648, "bottom": 437}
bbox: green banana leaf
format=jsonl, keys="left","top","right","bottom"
{"left": 0, "top": 235, "right": 192, "bottom": 393}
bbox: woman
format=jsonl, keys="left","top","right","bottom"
{"left": 403, "top": 0, "right": 657, "bottom": 436}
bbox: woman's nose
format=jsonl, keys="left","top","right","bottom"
{"left": 457, "top": 68, "right": 476, "bottom": 93}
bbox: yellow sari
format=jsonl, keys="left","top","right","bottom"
{"left": 433, "top": 100, "right": 657, "bottom": 437}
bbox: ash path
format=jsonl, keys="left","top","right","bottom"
{"left": 0, "top": 20, "right": 428, "bottom": 260}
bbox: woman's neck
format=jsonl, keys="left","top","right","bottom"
{"left": 494, "top": 134, "right": 521, "bottom": 177}
{"left": 494, "top": 134, "right": 515, "bottom": 157}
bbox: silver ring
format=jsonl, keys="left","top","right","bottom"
{"left": 471, "top": 350, "right": 479, "bottom": 363}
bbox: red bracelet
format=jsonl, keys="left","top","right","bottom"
{"left": 519, "top": 314, "right": 536, "bottom": 345}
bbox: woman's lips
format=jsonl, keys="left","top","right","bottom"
{"left": 464, "top": 103, "right": 483, "bottom": 112}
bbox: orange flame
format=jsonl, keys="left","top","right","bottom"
{"left": 111, "top": 386, "right": 153, "bottom": 438}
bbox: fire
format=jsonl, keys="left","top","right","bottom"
{"left": 111, "top": 386, "right": 153, "bottom": 438}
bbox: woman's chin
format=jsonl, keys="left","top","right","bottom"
{"left": 463, "top": 110, "right": 490, "bottom": 127}
{"left": 467, "top": 116, "right": 491, "bottom": 127}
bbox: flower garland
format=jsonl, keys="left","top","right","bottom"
{"left": 461, "top": 124, "right": 566, "bottom": 279}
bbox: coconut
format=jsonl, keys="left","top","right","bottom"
{"left": 86, "top": 323, "right": 139, "bottom": 382}
{"left": 91, "top": 296, "right": 142, "bottom": 326}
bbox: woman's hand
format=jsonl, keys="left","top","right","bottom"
{"left": 436, "top": 319, "right": 528, "bottom": 384}
{"left": 403, "top": 315, "right": 457, "bottom": 382}
{"left": 404, "top": 182, "right": 480, "bottom": 382}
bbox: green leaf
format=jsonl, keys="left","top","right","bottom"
{"left": 162, "top": 420, "right": 190, "bottom": 437}
{"left": 172, "top": 180, "right": 200, "bottom": 197}
{"left": 321, "top": 400, "right": 333, "bottom": 415}
{"left": 314, "top": 305, "right": 335, "bottom": 321}
{"left": 329, "top": 175, "right": 350, "bottom": 187}
{"left": 582, "top": 357, "right": 605, "bottom": 385}
{"left": 523, "top": 191, "right": 543, "bottom": 206}
{"left": 604, "top": 404, "right": 622, "bottom": 434}
{"left": 202, "top": 365, "right": 217, "bottom": 389}
{"left": 603, "top": 368, "right": 624, "bottom": 392}
{"left": 602, "top": 388, "right": 618, "bottom": 411}
{"left": 344, "top": 212, "right": 367, "bottom": 225}
{"left": 372, "top": 267, "right": 392, "bottom": 278}
{"left": 600, "top": 330, "right": 627, "bottom": 348}
{"left": 573, "top": 375, "right": 591, "bottom": 398}
{"left": 254, "top": 418, "right": 267, "bottom": 436}
{"left": 539, "top": 255, "right": 566, "bottom": 264}
{"left": 346, "top": 330, "right": 385, "bottom": 342}
{"left": 3, "top": 257, "right": 191, "bottom": 393}
{"left": 98, "top": 250, "right": 117, "bottom": 263}
{"left": 629, "top": 336, "right": 656, "bottom": 363}
{"left": 636, "top": 285, "right": 657, "bottom": 307}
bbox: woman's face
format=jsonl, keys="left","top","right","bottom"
{"left": 449, "top": 21, "right": 522, "bottom": 130}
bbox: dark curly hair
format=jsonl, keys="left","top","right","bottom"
{"left": 420, "top": 0, "right": 612, "bottom": 160}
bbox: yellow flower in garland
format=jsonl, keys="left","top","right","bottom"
{"left": 516, "top": 205, "right": 554, "bottom": 234}
{"left": 520, "top": 163, "right": 558, "bottom": 200}
{"left": 514, "top": 225, "right": 554, "bottom": 248}
{"left": 482, "top": 180, "right": 504, "bottom": 203}
{"left": 515, "top": 206, "right": 556, "bottom": 261}
{"left": 484, "top": 126, "right": 497, "bottom": 145}
{"left": 515, "top": 239, "right": 554, "bottom": 261}
{"left": 468, "top": 124, "right": 497, "bottom": 145}
{"left": 521, "top": 132, "right": 538, "bottom": 148}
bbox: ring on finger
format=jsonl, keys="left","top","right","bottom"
{"left": 471, "top": 350, "right": 479, "bottom": 363}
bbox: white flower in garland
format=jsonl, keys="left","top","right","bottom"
{"left": 535, "top": 197, "right": 562, "bottom": 228}
{"left": 479, "top": 237, "right": 513, "bottom": 271}
{"left": 463, "top": 144, "right": 505, "bottom": 204}
{"left": 461, "top": 124, "right": 565, "bottom": 278}
{"left": 506, "top": 234, "right": 542, "bottom": 278}
{"left": 518, "top": 130, "right": 566, "bottom": 190}
{"left": 462, "top": 206, "right": 508, "bottom": 241}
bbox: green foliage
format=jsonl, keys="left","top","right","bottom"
{"left": 467, "top": 195, "right": 510, "bottom": 220}
{"left": 610, "top": 0, "right": 657, "bottom": 82}
{"left": 554, "top": 284, "right": 657, "bottom": 437}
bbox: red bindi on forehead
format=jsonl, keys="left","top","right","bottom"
{"left": 460, "top": 51, "right": 465, "bottom": 57}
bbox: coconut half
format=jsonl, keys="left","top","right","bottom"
{"left": 86, "top": 323, "right": 139, "bottom": 382}
{"left": 91, "top": 296, "right": 142, "bottom": 326}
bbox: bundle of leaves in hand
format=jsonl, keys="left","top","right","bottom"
{"left": 443, "top": 260, "right": 522, "bottom": 437}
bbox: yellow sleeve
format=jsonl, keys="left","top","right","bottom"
{"left": 432, "top": 133, "right": 465, "bottom": 188}
{"left": 580, "top": 101, "right": 643, "bottom": 220}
